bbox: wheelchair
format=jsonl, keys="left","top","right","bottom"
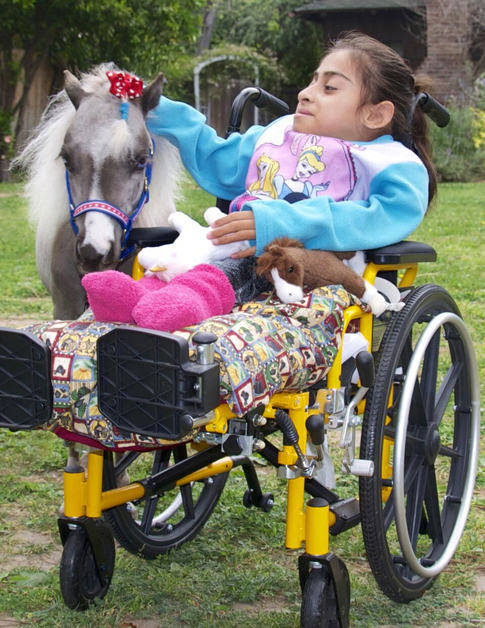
{"left": 0, "top": 88, "right": 480, "bottom": 627}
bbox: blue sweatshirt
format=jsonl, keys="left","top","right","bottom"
{"left": 147, "top": 97, "right": 429, "bottom": 255}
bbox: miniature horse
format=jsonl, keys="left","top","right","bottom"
{"left": 16, "top": 64, "right": 183, "bottom": 319}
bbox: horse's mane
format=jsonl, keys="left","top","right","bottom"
{"left": 14, "top": 63, "right": 183, "bottom": 234}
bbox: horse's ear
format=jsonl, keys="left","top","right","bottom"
{"left": 64, "top": 70, "right": 85, "bottom": 109}
{"left": 141, "top": 73, "right": 166, "bottom": 116}
{"left": 256, "top": 244, "right": 284, "bottom": 280}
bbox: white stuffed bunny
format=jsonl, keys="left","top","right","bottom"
{"left": 137, "top": 207, "right": 250, "bottom": 281}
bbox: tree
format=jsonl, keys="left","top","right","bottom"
{"left": 0, "top": 0, "right": 204, "bottom": 142}
{"left": 210, "top": 0, "right": 322, "bottom": 89}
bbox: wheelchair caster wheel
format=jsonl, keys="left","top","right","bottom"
{"left": 260, "top": 492, "right": 275, "bottom": 512}
{"left": 300, "top": 569, "right": 340, "bottom": 628}
{"left": 243, "top": 488, "right": 255, "bottom": 508}
{"left": 243, "top": 489, "right": 274, "bottom": 512}
{"left": 59, "top": 525, "right": 115, "bottom": 610}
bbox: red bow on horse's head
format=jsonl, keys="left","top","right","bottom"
{"left": 107, "top": 71, "right": 144, "bottom": 100}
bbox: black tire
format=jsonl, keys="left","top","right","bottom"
{"left": 300, "top": 569, "right": 340, "bottom": 628}
{"left": 59, "top": 526, "right": 115, "bottom": 611}
{"left": 243, "top": 488, "right": 254, "bottom": 508}
{"left": 360, "top": 284, "right": 474, "bottom": 602}
{"left": 103, "top": 444, "right": 228, "bottom": 559}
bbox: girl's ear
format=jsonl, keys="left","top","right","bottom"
{"left": 363, "top": 101, "right": 395, "bottom": 131}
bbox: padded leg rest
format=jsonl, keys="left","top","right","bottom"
{"left": 0, "top": 328, "right": 52, "bottom": 430}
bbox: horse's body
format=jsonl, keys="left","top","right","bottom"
{"left": 17, "top": 64, "right": 183, "bottom": 319}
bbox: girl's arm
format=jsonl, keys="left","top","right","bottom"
{"left": 210, "top": 161, "right": 428, "bottom": 254}
{"left": 146, "top": 96, "right": 265, "bottom": 200}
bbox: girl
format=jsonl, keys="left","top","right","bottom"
{"left": 83, "top": 32, "right": 436, "bottom": 331}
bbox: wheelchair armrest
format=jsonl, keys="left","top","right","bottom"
{"left": 127, "top": 227, "right": 179, "bottom": 248}
{"left": 365, "top": 241, "right": 437, "bottom": 265}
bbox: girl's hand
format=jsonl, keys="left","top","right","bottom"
{"left": 207, "top": 211, "right": 257, "bottom": 259}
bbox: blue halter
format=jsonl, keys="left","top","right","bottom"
{"left": 66, "top": 138, "right": 154, "bottom": 261}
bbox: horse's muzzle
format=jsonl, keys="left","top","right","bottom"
{"left": 75, "top": 240, "right": 120, "bottom": 275}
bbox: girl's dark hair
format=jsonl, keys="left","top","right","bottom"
{"left": 327, "top": 31, "right": 437, "bottom": 205}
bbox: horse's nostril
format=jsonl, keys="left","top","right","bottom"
{"left": 78, "top": 243, "right": 103, "bottom": 264}
{"left": 102, "top": 247, "right": 116, "bottom": 266}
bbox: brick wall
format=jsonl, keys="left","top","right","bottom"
{"left": 418, "top": 0, "right": 473, "bottom": 103}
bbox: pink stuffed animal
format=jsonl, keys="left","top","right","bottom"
{"left": 82, "top": 207, "right": 241, "bottom": 331}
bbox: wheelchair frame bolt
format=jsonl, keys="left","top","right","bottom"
{"left": 166, "top": 524, "right": 173, "bottom": 531}
{"left": 253, "top": 439, "right": 266, "bottom": 451}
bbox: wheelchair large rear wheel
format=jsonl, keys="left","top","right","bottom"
{"left": 359, "top": 284, "right": 479, "bottom": 603}
{"left": 103, "top": 443, "right": 228, "bottom": 559}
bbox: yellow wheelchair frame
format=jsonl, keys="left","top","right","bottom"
{"left": 54, "top": 250, "right": 480, "bottom": 626}
{"left": 0, "top": 89, "right": 480, "bottom": 627}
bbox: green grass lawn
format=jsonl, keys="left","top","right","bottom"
{"left": 0, "top": 181, "right": 484, "bottom": 627}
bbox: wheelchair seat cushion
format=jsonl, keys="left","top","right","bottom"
{"left": 24, "top": 285, "right": 353, "bottom": 450}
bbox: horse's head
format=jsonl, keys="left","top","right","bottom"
{"left": 62, "top": 70, "right": 165, "bottom": 276}
{"left": 256, "top": 237, "right": 306, "bottom": 303}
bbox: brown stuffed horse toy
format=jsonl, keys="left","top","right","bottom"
{"left": 256, "top": 237, "right": 400, "bottom": 316}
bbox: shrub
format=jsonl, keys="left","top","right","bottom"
{"left": 429, "top": 75, "right": 485, "bottom": 183}
{"left": 430, "top": 105, "right": 485, "bottom": 182}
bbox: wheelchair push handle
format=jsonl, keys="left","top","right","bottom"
{"left": 415, "top": 92, "right": 450, "bottom": 128}
{"left": 225, "top": 87, "right": 290, "bottom": 136}
{"left": 251, "top": 88, "right": 290, "bottom": 116}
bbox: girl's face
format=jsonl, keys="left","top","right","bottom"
{"left": 294, "top": 50, "right": 371, "bottom": 141}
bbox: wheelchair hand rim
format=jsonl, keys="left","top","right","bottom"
{"left": 394, "top": 311, "right": 480, "bottom": 579}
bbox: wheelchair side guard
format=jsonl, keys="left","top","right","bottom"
{"left": 299, "top": 552, "right": 351, "bottom": 628}
{"left": 58, "top": 515, "right": 114, "bottom": 587}
{"left": 97, "top": 326, "right": 220, "bottom": 441}
{"left": 0, "top": 327, "right": 52, "bottom": 430}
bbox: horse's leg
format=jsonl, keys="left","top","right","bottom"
{"left": 50, "top": 222, "right": 88, "bottom": 319}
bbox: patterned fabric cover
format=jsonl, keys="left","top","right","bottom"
{"left": 25, "top": 286, "right": 355, "bottom": 450}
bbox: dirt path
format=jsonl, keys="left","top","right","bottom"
{"left": 0, "top": 317, "right": 49, "bottom": 328}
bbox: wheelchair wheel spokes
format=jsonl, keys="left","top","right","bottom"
{"left": 103, "top": 443, "right": 228, "bottom": 559}
{"left": 359, "top": 284, "right": 479, "bottom": 603}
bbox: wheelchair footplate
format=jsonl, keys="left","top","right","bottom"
{"left": 0, "top": 327, "right": 52, "bottom": 430}
{"left": 97, "top": 326, "right": 220, "bottom": 440}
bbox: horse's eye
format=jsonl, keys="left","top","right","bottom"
{"left": 136, "top": 157, "right": 147, "bottom": 170}
{"left": 61, "top": 155, "right": 73, "bottom": 172}
{"left": 287, "top": 267, "right": 293, "bottom": 273}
